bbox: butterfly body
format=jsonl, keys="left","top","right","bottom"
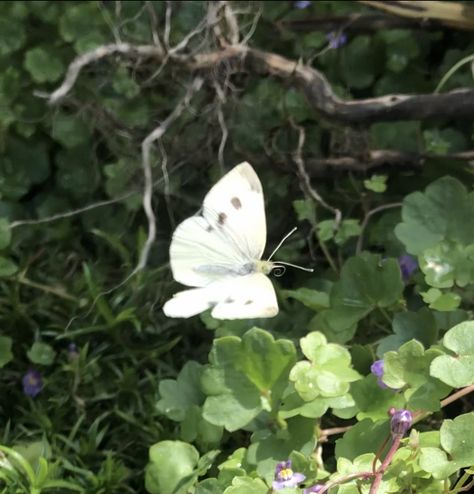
{"left": 163, "top": 162, "right": 279, "bottom": 319}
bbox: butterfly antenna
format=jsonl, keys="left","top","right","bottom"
{"left": 267, "top": 227, "right": 298, "bottom": 261}
{"left": 273, "top": 261, "right": 314, "bottom": 273}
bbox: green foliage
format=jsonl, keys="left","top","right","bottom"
{"left": 1, "top": 1, "right": 474, "bottom": 493}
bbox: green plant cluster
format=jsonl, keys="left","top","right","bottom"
{"left": 1, "top": 1, "right": 474, "bottom": 493}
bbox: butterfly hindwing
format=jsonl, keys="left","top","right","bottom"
{"left": 211, "top": 273, "right": 278, "bottom": 319}
{"left": 163, "top": 273, "right": 278, "bottom": 319}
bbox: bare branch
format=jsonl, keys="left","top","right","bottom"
{"left": 306, "top": 149, "right": 474, "bottom": 175}
{"left": 136, "top": 77, "right": 204, "bottom": 272}
{"left": 191, "top": 46, "right": 474, "bottom": 124}
{"left": 43, "top": 41, "right": 474, "bottom": 124}
{"left": 38, "top": 43, "right": 162, "bottom": 104}
{"left": 290, "top": 119, "right": 342, "bottom": 226}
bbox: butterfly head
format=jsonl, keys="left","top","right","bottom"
{"left": 255, "top": 260, "right": 275, "bottom": 275}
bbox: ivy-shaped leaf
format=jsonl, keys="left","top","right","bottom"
{"left": 201, "top": 328, "right": 296, "bottom": 431}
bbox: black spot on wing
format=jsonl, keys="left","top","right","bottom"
{"left": 206, "top": 224, "right": 213, "bottom": 232}
{"left": 244, "top": 300, "right": 253, "bottom": 305}
{"left": 218, "top": 212, "right": 227, "bottom": 225}
{"left": 231, "top": 197, "right": 242, "bottom": 209}
{"left": 224, "top": 297, "right": 234, "bottom": 304}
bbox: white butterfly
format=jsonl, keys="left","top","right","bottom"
{"left": 163, "top": 162, "right": 309, "bottom": 320}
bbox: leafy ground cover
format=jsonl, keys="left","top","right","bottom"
{"left": 1, "top": 1, "right": 474, "bottom": 493}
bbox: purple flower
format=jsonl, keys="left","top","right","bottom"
{"left": 370, "top": 360, "right": 400, "bottom": 391}
{"left": 398, "top": 254, "right": 418, "bottom": 282}
{"left": 326, "top": 31, "right": 347, "bottom": 49}
{"left": 272, "top": 460, "right": 306, "bottom": 490}
{"left": 390, "top": 408, "right": 413, "bottom": 436}
{"left": 293, "top": 0, "right": 311, "bottom": 8}
{"left": 22, "top": 369, "right": 43, "bottom": 398}
{"left": 68, "top": 342, "right": 79, "bottom": 360}
{"left": 304, "top": 485, "right": 325, "bottom": 493}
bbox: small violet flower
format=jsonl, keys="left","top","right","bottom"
{"left": 326, "top": 31, "right": 348, "bottom": 49}
{"left": 370, "top": 360, "right": 400, "bottom": 391}
{"left": 293, "top": 0, "right": 312, "bottom": 9}
{"left": 22, "top": 369, "right": 43, "bottom": 398}
{"left": 68, "top": 342, "right": 79, "bottom": 360}
{"left": 304, "top": 484, "right": 325, "bottom": 493}
{"left": 390, "top": 408, "right": 413, "bottom": 437}
{"left": 398, "top": 254, "right": 418, "bottom": 282}
{"left": 272, "top": 460, "right": 306, "bottom": 490}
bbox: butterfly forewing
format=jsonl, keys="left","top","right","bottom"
{"left": 170, "top": 216, "right": 248, "bottom": 287}
{"left": 202, "top": 162, "right": 267, "bottom": 260}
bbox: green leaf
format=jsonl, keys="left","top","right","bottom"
{"left": 377, "top": 308, "right": 438, "bottom": 356}
{"left": 0, "top": 218, "right": 12, "bottom": 249}
{"left": 420, "top": 413, "right": 474, "bottom": 479}
{"left": 282, "top": 288, "right": 330, "bottom": 311}
{"left": 334, "top": 219, "right": 361, "bottom": 245}
{"left": 0, "top": 336, "right": 13, "bottom": 368}
{"left": 223, "top": 477, "right": 268, "bottom": 494}
{"left": 293, "top": 199, "right": 316, "bottom": 224}
{"left": 364, "top": 175, "right": 387, "bottom": 193}
{"left": 27, "top": 342, "right": 56, "bottom": 366}
{"left": 290, "top": 332, "right": 360, "bottom": 401}
{"left": 247, "top": 416, "right": 316, "bottom": 465}
{"left": 0, "top": 257, "right": 18, "bottom": 277}
{"left": 370, "top": 121, "right": 420, "bottom": 152}
{"left": 145, "top": 441, "right": 200, "bottom": 494}
{"left": 395, "top": 176, "right": 474, "bottom": 255}
{"left": 335, "top": 418, "right": 390, "bottom": 461}
{"left": 202, "top": 328, "right": 296, "bottom": 431}
{"left": 24, "top": 47, "right": 64, "bottom": 83}
{"left": 421, "top": 288, "right": 461, "bottom": 311}
{"left": 340, "top": 36, "right": 378, "bottom": 89}
{"left": 180, "top": 405, "right": 223, "bottom": 447}
{"left": 383, "top": 340, "right": 451, "bottom": 411}
{"left": 0, "top": 18, "right": 26, "bottom": 56}
{"left": 157, "top": 361, "right": 205, "bottom": 421}
{"left": 351, "top": 376, "right": 405, "bottom": 421}
{"left": 0, "top": 138, "right": 50, "bottom": 199}
{"left": 52, "top": 113, "right": 91, "bottom": 148}
{"left": 430, "top": 321, "right": 474, "bottom": 387}
{"left": 315, "top": 254, "right": 404, "bottom": 342}
{"left": 420, "top": 243, "right": 474, "bottom": 289}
